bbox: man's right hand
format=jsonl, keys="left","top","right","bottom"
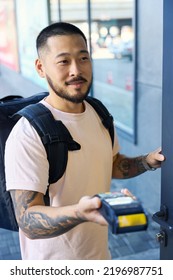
{"left": 76, "top": 196, "right": 108, "bottom": 226}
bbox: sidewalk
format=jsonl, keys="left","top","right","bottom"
{"left": 0, "top": 66, "right": 160, "bottom": 260}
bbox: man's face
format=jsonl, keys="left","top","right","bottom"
{"left": 36, "top": 34, "right": 92, "bottom": 104}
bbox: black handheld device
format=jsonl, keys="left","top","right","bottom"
{"left": 96, "top": 192, "right": 148, "bottom": 234}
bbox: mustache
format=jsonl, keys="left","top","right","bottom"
{"left": 65, "top": 76, "right": 87, "bottom": 85}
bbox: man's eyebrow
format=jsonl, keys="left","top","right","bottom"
{"left": 80, "top": 50, "right": 89, "bottom": 54}
{"left": 55, "top": 50, "right": 89, "bottom": 59}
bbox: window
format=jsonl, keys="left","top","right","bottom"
{"left": 91, "top": 0, "right": 135, "bottom": 138}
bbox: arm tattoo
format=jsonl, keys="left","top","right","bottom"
{"left": 23, "top": 212, "right": 82, "bottom": 239}
{"left": 118, "top": 156, "right": 146, "bottom": 178}
{"left": 10, "top": 191, "right": 83, "bottom": 239}
{"left": 10, "top": 190, "right": 38, "bottom": 218}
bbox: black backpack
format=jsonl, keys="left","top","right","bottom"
{"left": 0, "top": 92, "right": 114, "bottom": 231}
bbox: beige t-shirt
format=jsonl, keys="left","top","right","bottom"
{"left": 5, "top": 99, "right": 120, "bottom": 260}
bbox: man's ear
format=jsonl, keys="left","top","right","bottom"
{"left": 35, "top": 58, "right": 45, "bottom": 78}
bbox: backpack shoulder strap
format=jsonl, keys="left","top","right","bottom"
{"left": 16, "top": 103, "right": 81, "bottom": 184}
{"left": 86, "top": 96, "right": 114, "bottom": 147}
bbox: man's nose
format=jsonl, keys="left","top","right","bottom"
{"left": 69, "top": 61, "right": 82, "bottom": 76}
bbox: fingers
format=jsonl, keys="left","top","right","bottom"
{"left": 146, "top": 147, "right": 165, "bottom": 168}
{"left": 93, "top": 211, "right": 108, "bottom": 226}
{"left": 79, "top": 196, "right": 102, "bottom": 210}
{"left": 155, "top": 147, "right": 162, "bottom": 153}
{"left": 154, "top": 148, "right": 165, "bottom": 161}
{"left": 121, "top": 188, "right": 136, "bottom": 200}
{"left": 77, "top": 196, "right": 107, "bottom": 226}
{"left": 157, "top": 154, "right": 165, "bottom": 162}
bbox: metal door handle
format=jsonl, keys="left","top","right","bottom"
{"left": 152, "top": 204, "right": 173, "bottom": 232}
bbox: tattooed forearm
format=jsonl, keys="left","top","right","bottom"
{"left": 21, "top": 211, "right": 83, "bottom": 239}
{"left": 10, "top": 190, "right": 39, "bottom": 220}
{"left": 113, "top": 155, "right": 147, "bottom": 179}
{"left": 10, "top": 190, "right": 84, "bottom": 239}
{"left": 118, "top": 156, "right": 146, "bottom": 178}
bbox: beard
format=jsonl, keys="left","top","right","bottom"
{"left": 46, "top": 74, "right": 92, "bottom": 104}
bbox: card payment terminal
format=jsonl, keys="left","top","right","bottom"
{"left": 96, "top": 192, "right": 148, "bottom": 234}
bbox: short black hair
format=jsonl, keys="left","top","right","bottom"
{"left": 36, "top": 22, "right": 87, "bottom": 55}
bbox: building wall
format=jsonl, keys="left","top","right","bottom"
{"left": 115, "top": 0, "right": 163, "bottom": 213}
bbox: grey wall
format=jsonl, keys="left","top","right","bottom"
{"left": 113, "top": 0, "right": 163, "bottom": 213}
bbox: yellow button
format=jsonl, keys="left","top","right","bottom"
{"left": 118, "top": 213, "right": 147, "bottom": 228}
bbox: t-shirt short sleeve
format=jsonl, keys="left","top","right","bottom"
{"left": 5, "top": 117, "right": 49, "bottom": 194}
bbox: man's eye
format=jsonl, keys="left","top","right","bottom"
{"left": 58, "top": 60, "right": 68, "bottom": 64}
{"left": 81, "top": 56, "right": 89, "bottom": 61}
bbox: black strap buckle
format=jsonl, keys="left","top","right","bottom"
{"left": 42, "top": 134, "right": 81, "bottom": 151}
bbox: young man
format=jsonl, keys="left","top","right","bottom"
{"left": 5, "top": 22, "right": 164, "bottom": 260}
